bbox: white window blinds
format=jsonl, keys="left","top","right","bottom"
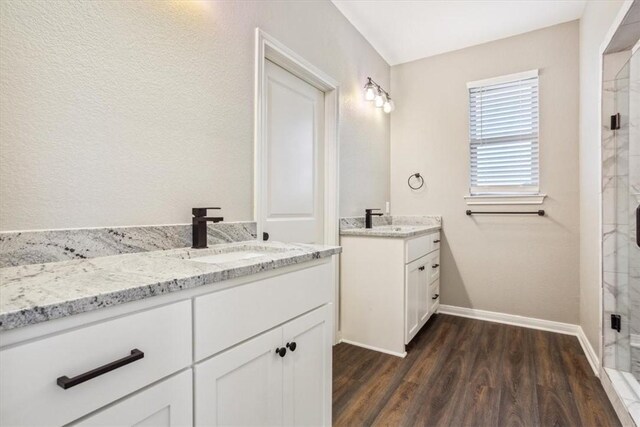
{"left": 468, "top": 70, "right": 539, "bottom": 195}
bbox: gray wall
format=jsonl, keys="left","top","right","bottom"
{"left": 390, "top": 21, "right": 581, "bottom": 324}
{"left": 579, "top": 0, "right": 626, "bottom": 354}
{"left": 0, "top": 0, "right": 390, "bottom": 231}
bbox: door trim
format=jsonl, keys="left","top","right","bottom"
{"left": 254, "top": 28, "right": 340, "bottom": 343}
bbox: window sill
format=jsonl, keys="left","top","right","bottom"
{"left": 464, "top": 194, "right": 546, "bottom": 205}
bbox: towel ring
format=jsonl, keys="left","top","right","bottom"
{"left": 408, "top": 173, "right": 424, "bottom": 190}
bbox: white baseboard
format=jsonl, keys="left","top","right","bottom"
{"left": 576, "top": 326, "right": 600, "bottom": 377}
{"left": 339, "top": 339, "right": 407, "bottom": 358}
{"left": 438, "top": 304, "right": 600, "bottom": 376}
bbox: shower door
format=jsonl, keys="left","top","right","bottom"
{"left": 616, "top": 53, "right": 640, "bottom": 379}
{"left": 606, "top": 49, "right": 640, "bottom": 379}
{"left": 629, "top": 50, "right": 640, "bottom": 380}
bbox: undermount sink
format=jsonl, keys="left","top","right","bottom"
{"left": 188, "top": 251, "right": 268, "bottom": 264}
{"left": 371, "top": 225, "right": 416, "bottom": 232}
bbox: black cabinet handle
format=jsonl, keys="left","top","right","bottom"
{"left": 432, "top": 264, "right": 439, "bottom": 268}
{"left": 275, "top": 347, "right": 287, "bottom": 357}
{"left": 418, "top": 266, "right": 425, "bottom": 271}
{"left": 432, "top": 294, "right": 439, "bottom": 300}
{"left": 286, "top": 342, "right": 297, "bottom": 352}
{"left": 433, "top": 239, "right": 441, "bottom": 243}
{"left": 636, "top": 204, "right": 639, "bottom": 248}
{"left": 57, "top": 349, "right": 144, "bottom": 390}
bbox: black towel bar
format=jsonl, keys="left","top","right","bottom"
{"left": 466, "top": 210, "right": 545, "bottom": 216}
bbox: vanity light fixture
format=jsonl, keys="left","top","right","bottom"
{"left": 363, "top": 77, "right": 395, "bottom": 113}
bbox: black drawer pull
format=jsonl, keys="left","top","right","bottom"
{"left": 275, "top": 347, "right": 287, "bottom": 357}
{"left": 57, "top": 349, "right": 144, "bottom": 390}
{"left": 432, "top": 294, "right": 440, "bottom": 300}
{"left": 433, "top": 239, "right": 441, "bottom": 243}
{"left": 432, "top": 264, "right": 439, "bottom": 269}
{"left": 418, "top": 266, "right": 425, "bottom": 271}
{"left": 286, "top": 342, "right": 297, "bottom": 352}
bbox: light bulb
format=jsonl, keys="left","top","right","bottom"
{"left": 383, "top": 99, "right": 391, "bottom": 113}
{"left": 387, "top": 99, "right": 395, "bottom": 113}
{"left": 364, "top": 80, "right": 375, "bottom": 101}
{"left": 365, "top": 87, "right": 375, "bottom": 101}
{"left": 374, "top": 91, "right": 385, "bottom": 108}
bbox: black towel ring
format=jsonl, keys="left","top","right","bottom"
{"left": 408, "top": 173, "right": 424, "bottom": 190}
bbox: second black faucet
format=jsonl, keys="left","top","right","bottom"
{"left": 365, "top": 208, "right": 383, "bottom": 229}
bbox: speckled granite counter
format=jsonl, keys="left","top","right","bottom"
{"left": 0, "top": 241, "right": 341, "bottom": 331}
{"left": 340, "top": 224, "right": 441, "bottom": 238}
{"left": 340, "top": 215, "right": 441, "bottom": 238}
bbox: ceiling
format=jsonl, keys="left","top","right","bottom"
{"left": 331, "top": 0, "right": 587, "bottom": 66}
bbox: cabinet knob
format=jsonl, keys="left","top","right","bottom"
{"left": 275, "top": 347, "right": 287, "bottom": 357}
{"left": 286, "top": 342, "right": 297, "bottom": 352}
{"left": 432, "top": 294, "right": 440, "bottom": 300}
{"left": 433, "top": 239, "right": 441, "bottom": 243}
{"left": 432, "top": 264, "right": 439, "bottom": 269}
{"left": 418, "top": 266, "right": 425, "bottom": 271}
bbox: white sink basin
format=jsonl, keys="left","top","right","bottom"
{"left": 372, "top": 225, "right": 416, "bottom": 232}
{"left": 189, "top": 251, "right": 267, "bottom": 264}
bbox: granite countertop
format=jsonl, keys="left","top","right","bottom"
{"left": 0, "top": 241, "right": 341, "bottom": 332}
{"left": 339, "top": 215, "right": 442, "bottom": 238}
{"left": 340, "top": 224, "right": 441, "bottom": 238}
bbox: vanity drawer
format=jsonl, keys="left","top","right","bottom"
{"left": 0, "top": 301, "right": 192, "bottom": 427}
{"left": 406, "top": 231, "right": 440, "bottom": 264}
{"left": 194, "top": 261, "right": 332, "bottom": 361}
{"left": 428, "top": 250, "right": 440, "bottom": 284}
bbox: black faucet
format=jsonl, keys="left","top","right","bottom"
{"left": 365, "top": 208, "right": 383, "bottom": 229}
{"left": 192, "top": 207, "right": 224, "bottom": 249}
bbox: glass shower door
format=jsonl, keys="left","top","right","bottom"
{"left": 628, "top": 49, "right": 640, "bottom": 380}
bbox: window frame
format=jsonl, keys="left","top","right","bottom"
{"left": 466, "top": 69, "right": 541, "bottom": 197}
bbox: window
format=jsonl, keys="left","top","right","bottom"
{"left": 468, "top": 70, "right": 539, "bottom": 195}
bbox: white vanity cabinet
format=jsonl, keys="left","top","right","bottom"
{"left": 340, "top": 230, "right": 441, "bottom": 357}
{"left": 0, "top": 259, "right": 335, "bottom": 427}
{"left": 405, "top": 251, "right": 441, "bottom": 344}
{"left": 195, "top": 305, "right": 332, "bottom": 426}
{"left": 74, "top": 370, "right": 193, "bottom": 427}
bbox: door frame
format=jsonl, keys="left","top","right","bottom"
{"left": 254, "top": 28, "right": 340, "bottom": 342}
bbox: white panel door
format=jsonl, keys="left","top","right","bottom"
{"left": 282, "top": 306, "right": 332, "bottom": 426}
{"left": 74, "top": 370, "right": 192, "bottom": 427}
{"left": 194, "top": 328, "right": 283, "bottom": 426}
{"left": 261, "top": 60, "right": 324, "bottom": 244}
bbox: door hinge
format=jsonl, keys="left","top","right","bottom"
{"left": 611, "top": 113, "right": 621, "bottom": 130}
{"left": 611, "top": 314, "right": 621, "bottom": 333}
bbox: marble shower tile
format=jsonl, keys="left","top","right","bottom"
{"left": 603, "top": 224, "right": 630, "bottom": 273}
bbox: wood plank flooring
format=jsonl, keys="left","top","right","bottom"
{"left": 333, "top": 314, "right": 620, "bottom": 427}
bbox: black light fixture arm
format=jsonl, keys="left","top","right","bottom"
{"left": 365, "top": 76, "right": 390, "bottom": 98}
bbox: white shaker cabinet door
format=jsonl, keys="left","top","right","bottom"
{"left": 282, "top": 305, "right": 332, "bottom": 426}
{"left": 194, "top": 328, "right": 284, "bottom": 426}
{"left": 74, "top": 370, "right": 192, "bottom": 427}
{"left": 405, "top": 260, "right": 420, "bottom": 344}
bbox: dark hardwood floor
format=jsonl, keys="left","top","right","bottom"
{"left": 333, "top": 314, "right": 620, "bottom": 427}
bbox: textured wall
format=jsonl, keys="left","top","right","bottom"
{"left": 579, "top": 0, "right": 626, "bottom": 355}
{"left": 391, "top": 22, "right": 581, "bottom": 324}
{"left": 0, "top": 0, "right": 390, "bottom": 231}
